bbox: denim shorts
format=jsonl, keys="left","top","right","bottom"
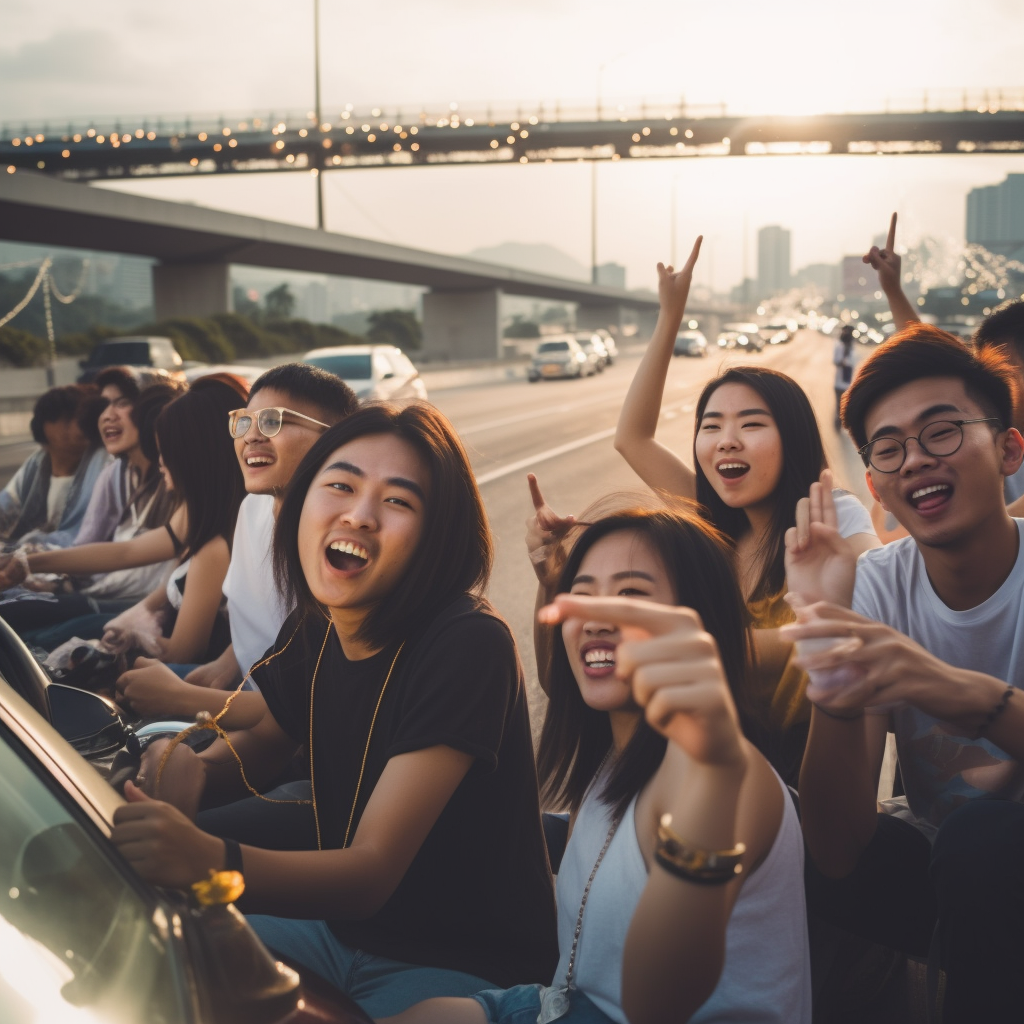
{"left": 473, "top": 985, "right": 615, "bottom": 1024}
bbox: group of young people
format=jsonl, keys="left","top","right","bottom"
{"left": 3, "top": 215, "right": 1022, "bottom": 1024}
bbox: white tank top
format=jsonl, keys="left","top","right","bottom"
{"left": 554, "top": 766, "right": 811, "bottom": 1024}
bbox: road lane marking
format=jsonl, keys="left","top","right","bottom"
{"left": 476, "top": 427, "right": 618, "bottom": 485}
{"left": 473, "top": 394, "right": 697, "bottom": 486}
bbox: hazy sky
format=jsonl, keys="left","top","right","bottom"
{"left": 5, "top": 0, "right": 1024, "bottom": 290}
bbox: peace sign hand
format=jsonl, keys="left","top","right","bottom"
{"left": 539, "top": 595, "right": 747, "bottom": 770}
{"left": 862, "top": 212, "right": 902, "bottom": 294}
{"left": 525, "top": 473, "right": 576, "bottom": 583}
{"left": 657, "top": 236, "right": 703, "bottom": 317}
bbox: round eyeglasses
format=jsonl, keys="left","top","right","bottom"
{"left": 858, "top": 418, "right": 1001, "bottom": 473}
{"left": 228, "top": 407, "right": 329, "bottom": 439}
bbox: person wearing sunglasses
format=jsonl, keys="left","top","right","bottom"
{"left": 115, "top": 364, "right": 358, "bottom": 718}
{"left": 783, "top": 325, "right": 1024, "bottom": 1023}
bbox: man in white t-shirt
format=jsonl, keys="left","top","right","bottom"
{"left": 117, "top": 364, "right": 357, "bottom": 716}
{"left": 784, "top": 326, "right": 1024, "bottom": 1023}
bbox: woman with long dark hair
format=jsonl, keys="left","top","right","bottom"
{"left": 608, "top": 245, "right": 879, "bottom": 782}
{"left": 111, "top": 402, "right": 558, "bottom": 1019}
{"left": 384, "top": 504, "right": 810, "bottom": 1024}
{"left": 105, "top": 374, "right": 248, "bottom": 669}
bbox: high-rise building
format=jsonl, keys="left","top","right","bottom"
{"left": 967, "top": 174, "right": 1024, "bottom": 258}
{"left": 757, "top": 226, "right": 791, "bottom": 297}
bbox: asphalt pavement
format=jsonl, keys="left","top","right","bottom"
{"left": 429, "top": 330, "right": 870, "bottom": 733}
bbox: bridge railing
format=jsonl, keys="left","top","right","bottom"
{"left": 5, "top": 88, "right": 1024, "bottom": 142}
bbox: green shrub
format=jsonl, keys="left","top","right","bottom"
{"left": 0, "top": 326, "right": 46, "bottom": 367}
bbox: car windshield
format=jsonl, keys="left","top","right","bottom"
{"left": 85, "top": 342, "right": 151, "bottom": 367}
{"left": 0, "top": 727, "right": 183, "bottom": 1023}
{"left": 537, "top": 341, "right": 570, "bottom": 353}
{"left": 306, "top": 353, "right": 373, "bottom": 380}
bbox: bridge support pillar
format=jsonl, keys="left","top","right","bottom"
{"left": 576, "top": 302, "right": 629, "bottom": 337}
{"left": 152, "top": 262, "right": 230, "bottom": 320}
{"left": 422, "top": 288, "right": 502, "bottom": 361}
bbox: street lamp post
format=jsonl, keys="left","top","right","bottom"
{"left": 313, "top": 0, "right": 325, "bottom": 229}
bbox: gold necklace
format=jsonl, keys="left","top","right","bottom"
{"left": 307, "top": 623, "right": 406, "bottom": 851}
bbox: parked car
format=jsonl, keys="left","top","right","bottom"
{"left": 674, "top": 330, "right": 708, "bottom": 357}
{"left": 303, "top": 345, "right": 427, "bottom": 402}
{"left": 527, "top": 337, "right": 594, "bottom": 381}
{"left": 78, "top": 337, "right": 185, "bottom": 383}
{"left": 717, "top": 323, "right": 764, "bottom": 352}
{"left": 594, "top": 329, "right": 618, "bottom": 364}
{"left": 184, "top": 363, "right": 268, "bottom": 388}
{"left": 0, "top": 616, "right": 371, "bottom": 1024}
{"left": 761, "top": 322, "right": 793, "bottom": 345}
{"left": 575, "top": 332, "right": 609, "bottom": 371}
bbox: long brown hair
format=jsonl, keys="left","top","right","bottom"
{"left": 536, "top": 504, "right": 756, "bottom": 818}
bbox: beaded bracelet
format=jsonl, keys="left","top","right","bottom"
{"left": 976, "top": 685, "right": 1015, "bottom": 739}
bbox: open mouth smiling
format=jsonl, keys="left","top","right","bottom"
{"left": 326, "top": 539, "right": 371, "bottom": 573}
{"left": 908, "top": 482, "right": 953, "bottom": 513}
{"left": 716, "top": 460, "right": 750, "bottom": 480}
{"left": 581, "top": 641, "right": 617, "bottom": 677}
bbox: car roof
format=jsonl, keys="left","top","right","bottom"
{"left": 304, "top": 345, "right": 396, "bottom": 357}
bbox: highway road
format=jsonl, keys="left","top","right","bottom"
{"left": 430, "top": 330, "right": 871, "bottom": 731}
{"left": 0, "top": 330, "right": 867, "bottom": 729}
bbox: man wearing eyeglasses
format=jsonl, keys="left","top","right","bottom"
{"left": 783, "top": 325, "right": 1024, "bottom": 1023}
{"left": 117, "top": 364, "right": 357, "bottom": 716}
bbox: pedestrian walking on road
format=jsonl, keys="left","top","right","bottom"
{"left": 833, "top": 324, "right": 856, "bottom": 428}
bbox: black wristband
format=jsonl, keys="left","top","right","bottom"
{"left": 222, "top": 837, "right": 244, "bottom": 875}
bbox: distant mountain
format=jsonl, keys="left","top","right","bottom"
{"left": 464, "top": 242, "right": 589, "bottom": 282}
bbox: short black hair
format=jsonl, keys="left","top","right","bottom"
{"left": 250, "top": 363, "right": 358, "bottom": 425}
{"left": 273, "top": 402, "right": 492, "bottom": 651}
{"left": 973, "top": 299, "right": 1024, "bottom": 357}
{"left": 842, "top": 323, "right": 1017, "bottom": 450}
{"left": 30, "top": 384, "right": 92, "bottom": 445}
{"left": 93, "top": 366, "right": 143, "bottom": 402}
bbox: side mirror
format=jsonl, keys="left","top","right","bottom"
{"left": 47, "top": 683, "right": 135, "bottom": 759}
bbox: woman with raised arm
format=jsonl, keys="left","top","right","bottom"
{"left": 609, "top": 238, "right": 879, "bottom": 781}
{"left": 382, "top": 503, "right": 810, "bottom": 1024}
{"left": 110, "top": 402, "right": 558, "bottom": 1019}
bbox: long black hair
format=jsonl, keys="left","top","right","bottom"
{"left": 273, "top": 402, "right": 493, "bottom": 651}
{"left": 536, "top": 504, "right": 756, "bottom": 818}
{"left": 693, "top": 366, "right": 826, "bottom": 602}
{"left": 155, "top": 375, "right": 249, "bottom": 561}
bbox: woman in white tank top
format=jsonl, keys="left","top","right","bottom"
{"left": 383, "top": 503, "right": 811, "bottom": 1024}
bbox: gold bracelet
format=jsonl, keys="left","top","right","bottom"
{"left": 655, "top": 813, "right": 746, "bottom": 884}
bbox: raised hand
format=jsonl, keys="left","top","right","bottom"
{"left": 862, "top": 212, "right": 902, "bottom": 296}
{"left": 539, "top": 595, "right": 747, "bottom": 770}
{"left": 656, "top": 236, "right": 703, "bottom": 317}
{"left": 784, "top": 469, "right": 858, "bottom": 607}
{"left": 525, "top": 473, "right": 576, "bottom": 582}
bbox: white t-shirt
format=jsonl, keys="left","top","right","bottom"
{"left": 556, "top": 768, "right": 811, "bottom": 1024}
{"left": 833, "top": 490, "right": 876, "bottom": 539}
{"left": 46, "top": 475, "right": 74, "bottom": 527}
{"left": 223, "top": 494, "right": 290, "bottom": 682}
{"left": 1004, "top": 463, "right": 1024, "bottom": 506}
{"left": 833, "top": 340, "right": 855, "bottom": 391}
{"left": 853, "top": 519, "right": 1024, "bottom": 837}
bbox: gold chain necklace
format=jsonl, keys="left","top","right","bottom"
{"left": 307, "top": 622, "right": 406, "bottom": 851}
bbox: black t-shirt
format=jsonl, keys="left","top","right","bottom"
{"left": 255, "top": 594, "right": 558, "bottom": 988}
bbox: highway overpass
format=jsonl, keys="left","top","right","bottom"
{"left": 0, "top": 172, "right": 732, "bottom": 358}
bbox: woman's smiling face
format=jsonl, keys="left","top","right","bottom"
{"left": 695, "top": 382, "right": 784, "bottom": 512}
{"left": 297, "top": 433, "right": 430, "bottom": 623}
{"left": 561, "top": 529, "right": 676, "bottom": 712}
